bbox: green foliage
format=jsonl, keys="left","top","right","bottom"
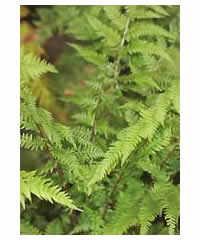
{"left": 20, "top": 220, "right": 41, "bottom": 235}
{"left": 20, "top": 5, "right": 180, "bottom": 235}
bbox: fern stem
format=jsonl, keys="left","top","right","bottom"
{"left": 114, "top": 18, "right": 130, "bottom": 88}
{"left": 102, "top": 165, "right": 127, "bottom": 219}
{"left": 90, "top": 87, "right": 103, "bottom": 141}
{"left": 161, "top": 137, "right": 179, "bottom": 168}
{"left": 90, "top": 99, "right": 99, "bottom": 141}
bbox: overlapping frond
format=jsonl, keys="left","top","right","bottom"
{"left": 88, "top": 88, "right": 173, "bottom": 187}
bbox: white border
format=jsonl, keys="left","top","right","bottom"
{"left": 181, "top": 0, "right": 200, "bottom": 239}
{"left": 19, "top": 0, "right": 181, "bottom": 6}
{"left": 0, "top": 0, "right": 20, "bottom": 238}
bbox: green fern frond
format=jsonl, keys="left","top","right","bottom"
{"left": 103, "top": 6, "right": 127, "bottom": 30}
{"left": 72, "top": 111, "right": 94, "bottom": 127}
{"left": 103, "top": 181, "right": 144, "bottom": 235}
{"left": 89, "top": 90, "right": 172, "bottom": 187}
{"left": 20, "top": 170, "right": 80, "bottom": 210}
{"left": 119, "top": 100, "right": 146, "bottom": 113}
{"left": 71, "top": 126, "right": 104, "bottom": 159}
{"left": 127, "top": 7, "right": 165, "bottom": 19}
{"left": 129, "top": 23, "right": 174, "bottom": 39}
{"left": 162, "top": 185, "right": 180, "bottom": 234}
{"left": 67, "top": 95, "right": 98, "bottom": 111}
{"left": 70, "top": 223, "right": 92, "bottom": 235}
{"left": 37, "top": 160, "right": 57, "bottom": 175}
{"left": 20, "top": 47, "right": 57, "bottom": 82}
{"left": 69, "top": 43, "right": 107, "bottom": 67}
{"left": 87, "top": 16, "right": 121, "bottom": 47}
{"left": 147, "top": 6, "right": 169, "bottom": 16}
{"left": 54, "top": 123, "right": 76, "bottom": 148}
{"left": 20, "top": 133, "right": 46, "bottom": 151}
{"left": 128, "top": 40, "right": 173, "bottom": 63}
{"left": 139, "top": 192, "right": 162, "bottom": 234}
{"left": 137, "top": 128, "right": 171, "bottom": 159}
{"left": 51, "top": 148, "right": 84, "bottom": 182}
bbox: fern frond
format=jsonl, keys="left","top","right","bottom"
{"left": 20, "top": 86, "right": 39, "bottom": 132}
{"left": 139, "top": 192, "right": 162, "bottom": 234}
{"left": 89, "top": 90, "right": 172, "bottom": 187}
{"left": 162, "top": 185, "right": 180, "bottom": 235}
{"left": 119, "top": 100, "right": 146, "bottom": 113}
{"left": 70, "top": 223, "right": 92, "bottom": 235}
{"left": 103, "top": 181, "right": 144, "bottom": 234}
{"left": 20, "top": 47, "right": 57, "bottom": 82}
{"left": 73, "top": 126, "right": 104, "bottom": 156}
{"left": 137, "top": 128, "right": 171, "bottom": 159}
{"left": 69, "top": 43, "right": 107, "bottom": 67}
{"left": 147, "top": 6, "right": 169, "bottom": 16}
{"left": 72, "top": 111, "right": 94, "bottom": 127}
{"left": 103, "top": 6, "right": 127, "bottom": 30}
{"left": 20, "top": 133, "right": 46, "bottom": 151}
{"left": 129, "top": 23, "right": 174, "bottom": 39}
{"left": 68, "top": 95, "right": 98, "bottom": 111}
{"left": 127, "top": 7, "right": 164, "bottom": 19}
{"left": 78, "top": 206, "right": 104, "bottom": 235}
{"left": 128, "top": 40, "right": 172, "bottom": 63}
{"left": 20, "top": 170, "right": 80, "bottom": 210}
{"left": 37, "top": 160, "right": 57, "bottom": 175}
{"left": 51, "top": 148, "right": 84, "bottom": 182}
{"left": 87, "top": 16, "right": 121, "bottom": 47}
{"left": 54, "top": 123, "right": 76, "bottom": 148}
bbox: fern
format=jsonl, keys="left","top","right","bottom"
{"left": 20, "top": 5, "right": 180, "bottom": 235}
